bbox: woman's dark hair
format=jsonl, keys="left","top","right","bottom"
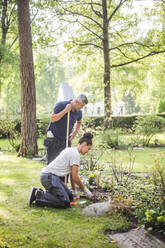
{"left": 78, "top": 132, "right": 93, "bottom": 146}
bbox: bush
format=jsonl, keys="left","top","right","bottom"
{"left": 133, "top": 115, "right": 165, "bottom": 146}
{"left": 151, "top": 152, "right": 165, "bottom": 199}
{"left": 158, "top": 100, "right": 165, "bottom": 113}
{"left": 81, "top": 147, "right": 106, "bottom": 171}
{"left": 111, "top": 115, "right": 137, "bottom": 131}
{"left": 0, "top": 118, "right": 49, "bottom": 138}
{"left": 109, "top": 145, "right": 135, "bottom": 186}
{"left": 144, "top": 209, "right": 165, "bottom": 234}
{"left": 0, "top": 119, "right": 20, "bottom": 151}
{"left": 101, "top": 128, "right": 121, "bottom": 149}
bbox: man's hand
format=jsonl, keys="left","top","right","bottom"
{"left": 84, "top": 186, "right": 94, "bottom": 200}
{"left": 50, "top": 104, "right": 72, "bottom": 122}
{"left": 64, "top": 104, "right": 72, "bottom": 112}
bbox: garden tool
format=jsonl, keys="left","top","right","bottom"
{"left": 70, "top": 200, "right": 87, "bottom": 206}
{"left": 65, "top": 110, "right": 70, "bottom": 184}
{"left": 96, "top": 169, "right": 100, "bottom": 187}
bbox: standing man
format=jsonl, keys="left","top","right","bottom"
{"left": 44, "top": 94, "right": 88, "bottom": 165}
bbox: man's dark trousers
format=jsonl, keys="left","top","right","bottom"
{"left": 44, "top": 137, "right": 66, "bottom": 164}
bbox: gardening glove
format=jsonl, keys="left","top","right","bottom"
{"left": 72, "top": 190, "right": 78, "bottom": 197}
{"left": 71, "top": 190, "right": 80, "bottom": 200}
{"left": 84, "top": 186, "right": 94, "bottom": 200}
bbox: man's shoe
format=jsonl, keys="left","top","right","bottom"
{"left": 28, "top": 187, "right": 37, "bottom": 207}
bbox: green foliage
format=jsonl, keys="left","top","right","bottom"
{"left": 88, "top": 173, "right": 96, "bottom": 186}
{"left": 99, "top": 170, "right": 165, "bottom": 234}
{"left": 133, "top": 115, "right": 165, "bottom": 146}
{"left": 83, "top": 115, "right": 138, "bottom": 131}
{"left": 0, "top": 152, "right": 127, "bottom": 248}
{"left": 82, "top": 117, "right": 103, "bottom": 131}
{"left": 144, "top": 209, "right": 165, "bottom": 234}
{"left": 35, "top": 54, "right": 67, "bottom": 118}
{"left": 0, "top": 118, "right": 49, "bottom": 139}
{"left": 110, "top": 193, "right": 135, "bottom": 216}
{"left": 108, "top": 145, "right": 135, "bottom": 186}
{"left": 37, "top": 118, "right": 49, "bottom": 137}
{"left": 151, "top": 152, "right": 165, "bottom": 198}
{"left": 158, "top": 100, "right": 165, "bottom": 113}
{"left": 101, "top": 129, "right": 121, "bottom": 149}
{"left": 0, "top": 119, "right": 20, "bottom": 151}
{"left": 82, "top": 147, "right": 106, "bottom": 171}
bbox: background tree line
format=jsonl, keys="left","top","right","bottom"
{"left": 0, "top": 0, "right": 165, "bottom": 156}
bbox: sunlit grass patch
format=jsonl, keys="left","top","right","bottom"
{"left": 0, "top": 152, "right": 119, "bottom": 248}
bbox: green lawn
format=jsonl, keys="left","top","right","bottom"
{"left": 0, "top": 136, "right": 164, "bottom": 247}
{"left": 101, "top": 147, "right": 165, "bottom": 172}
{"left": 0, "top": 152, "right": 129, "bottom": 248}
{"left": 0, "top": 134, "right": 164, "bottom": 247}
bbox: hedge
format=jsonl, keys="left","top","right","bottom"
{"left": 0, "top": 114, "right": 165, "bottom": 138}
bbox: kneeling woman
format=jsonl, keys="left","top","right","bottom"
{"left": 28, "top": 133, "right": 94, "bottom": 208}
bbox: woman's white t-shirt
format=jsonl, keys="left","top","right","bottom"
{"left": 42, "top": 147, "right": 80, "bottom": 177}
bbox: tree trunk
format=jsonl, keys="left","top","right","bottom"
{"left": 102, "top": 0, "right": 111, "bottom": 129}
{"left": 1, "top": 0, "right": 8, "bottom": 45}
{"left": 0, "top": 0, "right": 8, "bottom": 94}
{"left": 17, "top": 0, "right": 38, "bottom": 157}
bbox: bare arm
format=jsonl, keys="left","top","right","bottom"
{"left": 51, "top": 104, "right": 72, "bottom": 122}
{"left": 71, "top": 165, "right": 85, "bottom": 191}
{"left": 70, "top": 120, "right": 82, "bottom": 141}
{"left": 70, "top": 173, "right": 76, "bottom": 191}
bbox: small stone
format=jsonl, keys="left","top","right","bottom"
{"left": 82, "top": 201, "right": 112, "bottom": 217}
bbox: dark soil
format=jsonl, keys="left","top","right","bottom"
{"left": 150, "top": 231, "right": 165, "bottom": 243}
{"left": 90, "top": 186, "right": 111, "bottom": 202}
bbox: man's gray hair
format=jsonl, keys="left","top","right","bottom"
{"left": 77, "top": 94, "right": 88, "bottom": 104}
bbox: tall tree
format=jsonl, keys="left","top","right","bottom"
{"left": 53, "top": 0, "right": 165, "bottom": 127}
{"left": 17, "top": 0, "right": 38, "bottom": 157}
{"left": 0, "top": 0, "right": 17, "bottom": 93}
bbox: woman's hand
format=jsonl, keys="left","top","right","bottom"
{"left": 84, "top": 186, "right": 94, "bottom": 200}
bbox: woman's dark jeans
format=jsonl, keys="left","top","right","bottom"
{"left": 35, "top": 173, "right": 73, "bottom": 208}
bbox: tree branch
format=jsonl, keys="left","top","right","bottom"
{"left": 9, "top": 35, "right": 18, "bottom": 49}
{"left": 57, "top": 2, "right": 103, "bottom": 30}
{"left": 115, "top": 47, "right": 133, "bottom": 60}
{"left": 111, "top": 51, "right": 165, "bottom": 68}
{"left": 77, "top": 41, "right": 103, "bottom": 50}
{"left": 108, "top": 0, "right": 127, "bottom": 23}
{"left": 8, "top": 3, "right": 16, "bottom": 26}
{"left": 109, "top": 41, "right": 154, "bottom": 51}
{"left": 56, "top": 0, "right": 103, "bottom": 6}
{"left": 77, "top": 19, "right": 103, "bottom": 40}
{"left": 1, "top": 0, "right": 8, "bottom": 45}
{"left": 90, "top": 0, "right": 103, "bottom": 18}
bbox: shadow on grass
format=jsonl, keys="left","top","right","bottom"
{"left": 0, "top": 152, "right": 125, "bottom": 248}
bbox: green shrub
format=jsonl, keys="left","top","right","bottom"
{"left": 81, "top": 147, "right": 106, "bottom": 171}
{"left": 158, "top": 100, "right": 165, "bottom": 113}
{"left": 37, "top": 118, "right": 49, "bottom": 136}
{"left": 108, "top": 145, "right": 135, "bottom": 186}
{"left": 151, "top": 152, "right": 165, "bottom": 199}
{"left": 133, "top": 115, "right": 165, "bottom": 146}
{"left": 0, "top": 119, "right": 20, "bottom": 151}
{"left": 101, "top": 128, "right": 121, "bottom": 149}
{"left": 111, "top": 115, "right": 137, "bottom": 131}
{"left": 144, "top": 209, "right": 165, "bottom": 234}
{"left": 0, "top": 118, "right": 49, "bottom": 138}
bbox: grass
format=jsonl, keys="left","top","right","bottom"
{"left": 101, "top": 147, "right": 165, "bottom": 172}
{"left": 0, "top": 152, "right": 129, "bottom": 248}
{"left": 0, "top": 134, "right": 164, "bottom": 247}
